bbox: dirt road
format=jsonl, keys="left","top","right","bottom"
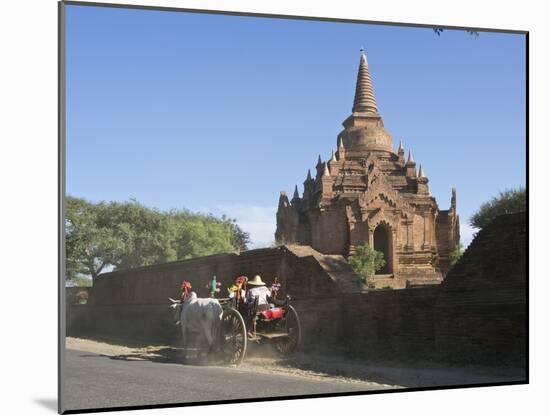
{"left": 63, "top": 337, "right": 525, "bottom": 412}
{"left": 63, "top": 337, "right": 396, "bottom": 411}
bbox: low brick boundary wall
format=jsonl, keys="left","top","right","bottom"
{"left": 434, "top": 213, "right": 527, "bottom": 366}
{"left": 67, "top": 288, "right": 439, "bottom": 358}
{"left": 67, "top": 214, "right": 527, "bottom": 367}
{"left": 67, "top": 304, "right": 180, "bottom": 344}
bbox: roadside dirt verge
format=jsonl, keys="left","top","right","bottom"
{"left": 66, "top": 337, "right": 525, "bottom": 389}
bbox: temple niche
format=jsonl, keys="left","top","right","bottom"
{"left": 275, "top": 51, "right": 460, "bottom": 288}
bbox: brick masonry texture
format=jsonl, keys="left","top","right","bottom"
{"left": 434, "top": 212, "right": 527, "bottom": 366}
{"left": 275, "top": 52, "right": 460, "bottom": 288}
{"left": 67, "top": 213, "right": 526, "bottom": 367}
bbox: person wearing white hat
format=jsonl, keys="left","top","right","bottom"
{"left": 246, "top": 275, "right": 272, "bottom": 311}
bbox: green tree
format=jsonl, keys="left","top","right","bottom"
{"left": 470, "top": 187, "right": 526, "bottom": 229}
{"left": 65, "top": 197, "right": 250, "bottom": 282}
{"left": 65, "top": 197, "right": 125, "bottom": 280}
{"left": 449, "top": 243, "right": 464, "bottom": 267}
{"left": 166, "top": 211, "right": 250, "bottom": 259}
{"left": 348, "top": 244, "right": 386, "bottom": 284}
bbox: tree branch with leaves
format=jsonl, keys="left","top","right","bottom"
{"left": 470, "top": 187, "right": 526, "bottom": 229}
{"left": 65, "top": 197, "right": 250, "bottom": 283}
{"left": 348, "top": 244, "right": 386, "bottom": 285}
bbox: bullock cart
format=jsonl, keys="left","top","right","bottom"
{"left": 217, "top": 295, "right": 301, "bottom": 365}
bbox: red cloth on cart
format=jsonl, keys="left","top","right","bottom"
{"left": 261, "top": 307, "right": 283, "bottom": 320}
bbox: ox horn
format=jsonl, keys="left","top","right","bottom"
{"left": 168, "top": 297, "right": 181, "bottom": 304}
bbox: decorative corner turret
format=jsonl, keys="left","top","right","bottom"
{"left": 275, "top": 190, "right": 300, "bottom": 245}
{"left": 337, "top": 136, "right": 346, "bottom": 161}
{"left": 291, "top": 184, "right": 301, "bottom": 208}
{"left": 418, "top": 164, "right": 425, "bottom": 178}
{"left": 417, "top": 164, "right": 429, "bottom": 195}
{"left": 278, "top": 191, "right": 290, "bottom": 209}
{"left": 328, "top": 150, "right": 339, "bottom": 175}
{"left": 321, "top": 163, "right": 333, "bottom": 199}
{"left": 397, "top": 140, "right": 405, "bottom": 163}
{"left": 323, "top": 162, "right": 330, "bottom": 177}
{"left": 316, "top": 155, "right": 324, "bottom": 178}
{"left": 292, "top": 184, "right": 300, "bottom": 200}
{"left": 406, "top": 150, "right": 417, "bottom": 177}
{"left": 451, "top": 187, "right": 457, "bottom": 211}
{"left": 303, "top": 169, "right": 313, "bottom": 200}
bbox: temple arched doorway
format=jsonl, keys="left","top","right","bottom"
{"left": 374, "top": 223, "right": 392, "bottom": 274}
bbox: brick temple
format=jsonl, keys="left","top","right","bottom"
{"left": 275, "top": 51, "right": 460, "bottom": 288}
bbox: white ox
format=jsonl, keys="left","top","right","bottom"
{"left": 169, "top": 293, "right": 223, "bottom": 356}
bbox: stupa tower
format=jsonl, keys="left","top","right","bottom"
{"left": 275, "top": 50, "right": 460, "bottom": 288}
{"left": 339, "top": 50, "right": 394, "bottom": 156}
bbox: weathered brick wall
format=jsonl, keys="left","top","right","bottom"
{"left": 68, "top": 213, "right": 526, "bottom": 368}
{"left": 309, "top": 207, "right": 349, "bottom": 255}
{"left": 67, "top": 304, "right": 179, "bottom": 344}
{"left": 292, "top": 297, "right": 345, "bottom": 349}
{"left": 339, "top": 288, "right": 439, "bottom": 359}
{"left": 89, "top": 253, "right": 242, "bottom": 306}
{"left": 69, "top": 246, "right": 350, "bottom": 343}
{"left": 88, "top": 247, "right": 339, "bottom": 307}
{"left": 434, "top": 212, "right": 527, "bottom": 366}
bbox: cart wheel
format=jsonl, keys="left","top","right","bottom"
{"left": 274, "top": 305, "right": 301, "bottom": 355}
{"left": 220, "top": 308, "right": 247, "bottom": 365}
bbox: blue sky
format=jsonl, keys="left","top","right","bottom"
{"left": 65, "top": 5, "right": 526, "bottom": 248}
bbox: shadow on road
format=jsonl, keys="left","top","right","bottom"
{"left": 78, "top": 348, "right": 227, "bottom": 367}
{"left": 70, "top": 337, "right": 526, "bottom": 389}
{"left": 107, "top": 348, "right": 183, "bottom": 364}
{"left": 243, "top": 351, "right": 527, "bottom": 388}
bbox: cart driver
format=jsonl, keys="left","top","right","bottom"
{"left": 228, "top": 275, "right": 248, "bottom": 302}
{"left": 246, "top": 275, "right": 272, "bottom": 312}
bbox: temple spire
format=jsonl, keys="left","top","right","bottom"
{"left": 292, "top": 184, "right": 300, "bottom": 199}
{"left": 451, "top": 188, "right": 457, "bottom": 210}
{"left": 352, "top": 49, "right": 378, "bottom": 114}
{"left": 337, "top": 136, "right": 346, "bottom": 161}
{"left": 330, "top": 150, "right": 336, "bottom": 162}
{"left": 418, "top": 164, "right": 425, "bottom": 178}
{"left": 278, "top": 191, "right": 289, "bottom": 209}
{"left": 405, "top": 150, "right": 416, "bottom": 177}
{"left": 397, "top": 140, "right": 405, "bottom": 162}
{"left": 323, "top": 163, "right": 330, "bottom": 177}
